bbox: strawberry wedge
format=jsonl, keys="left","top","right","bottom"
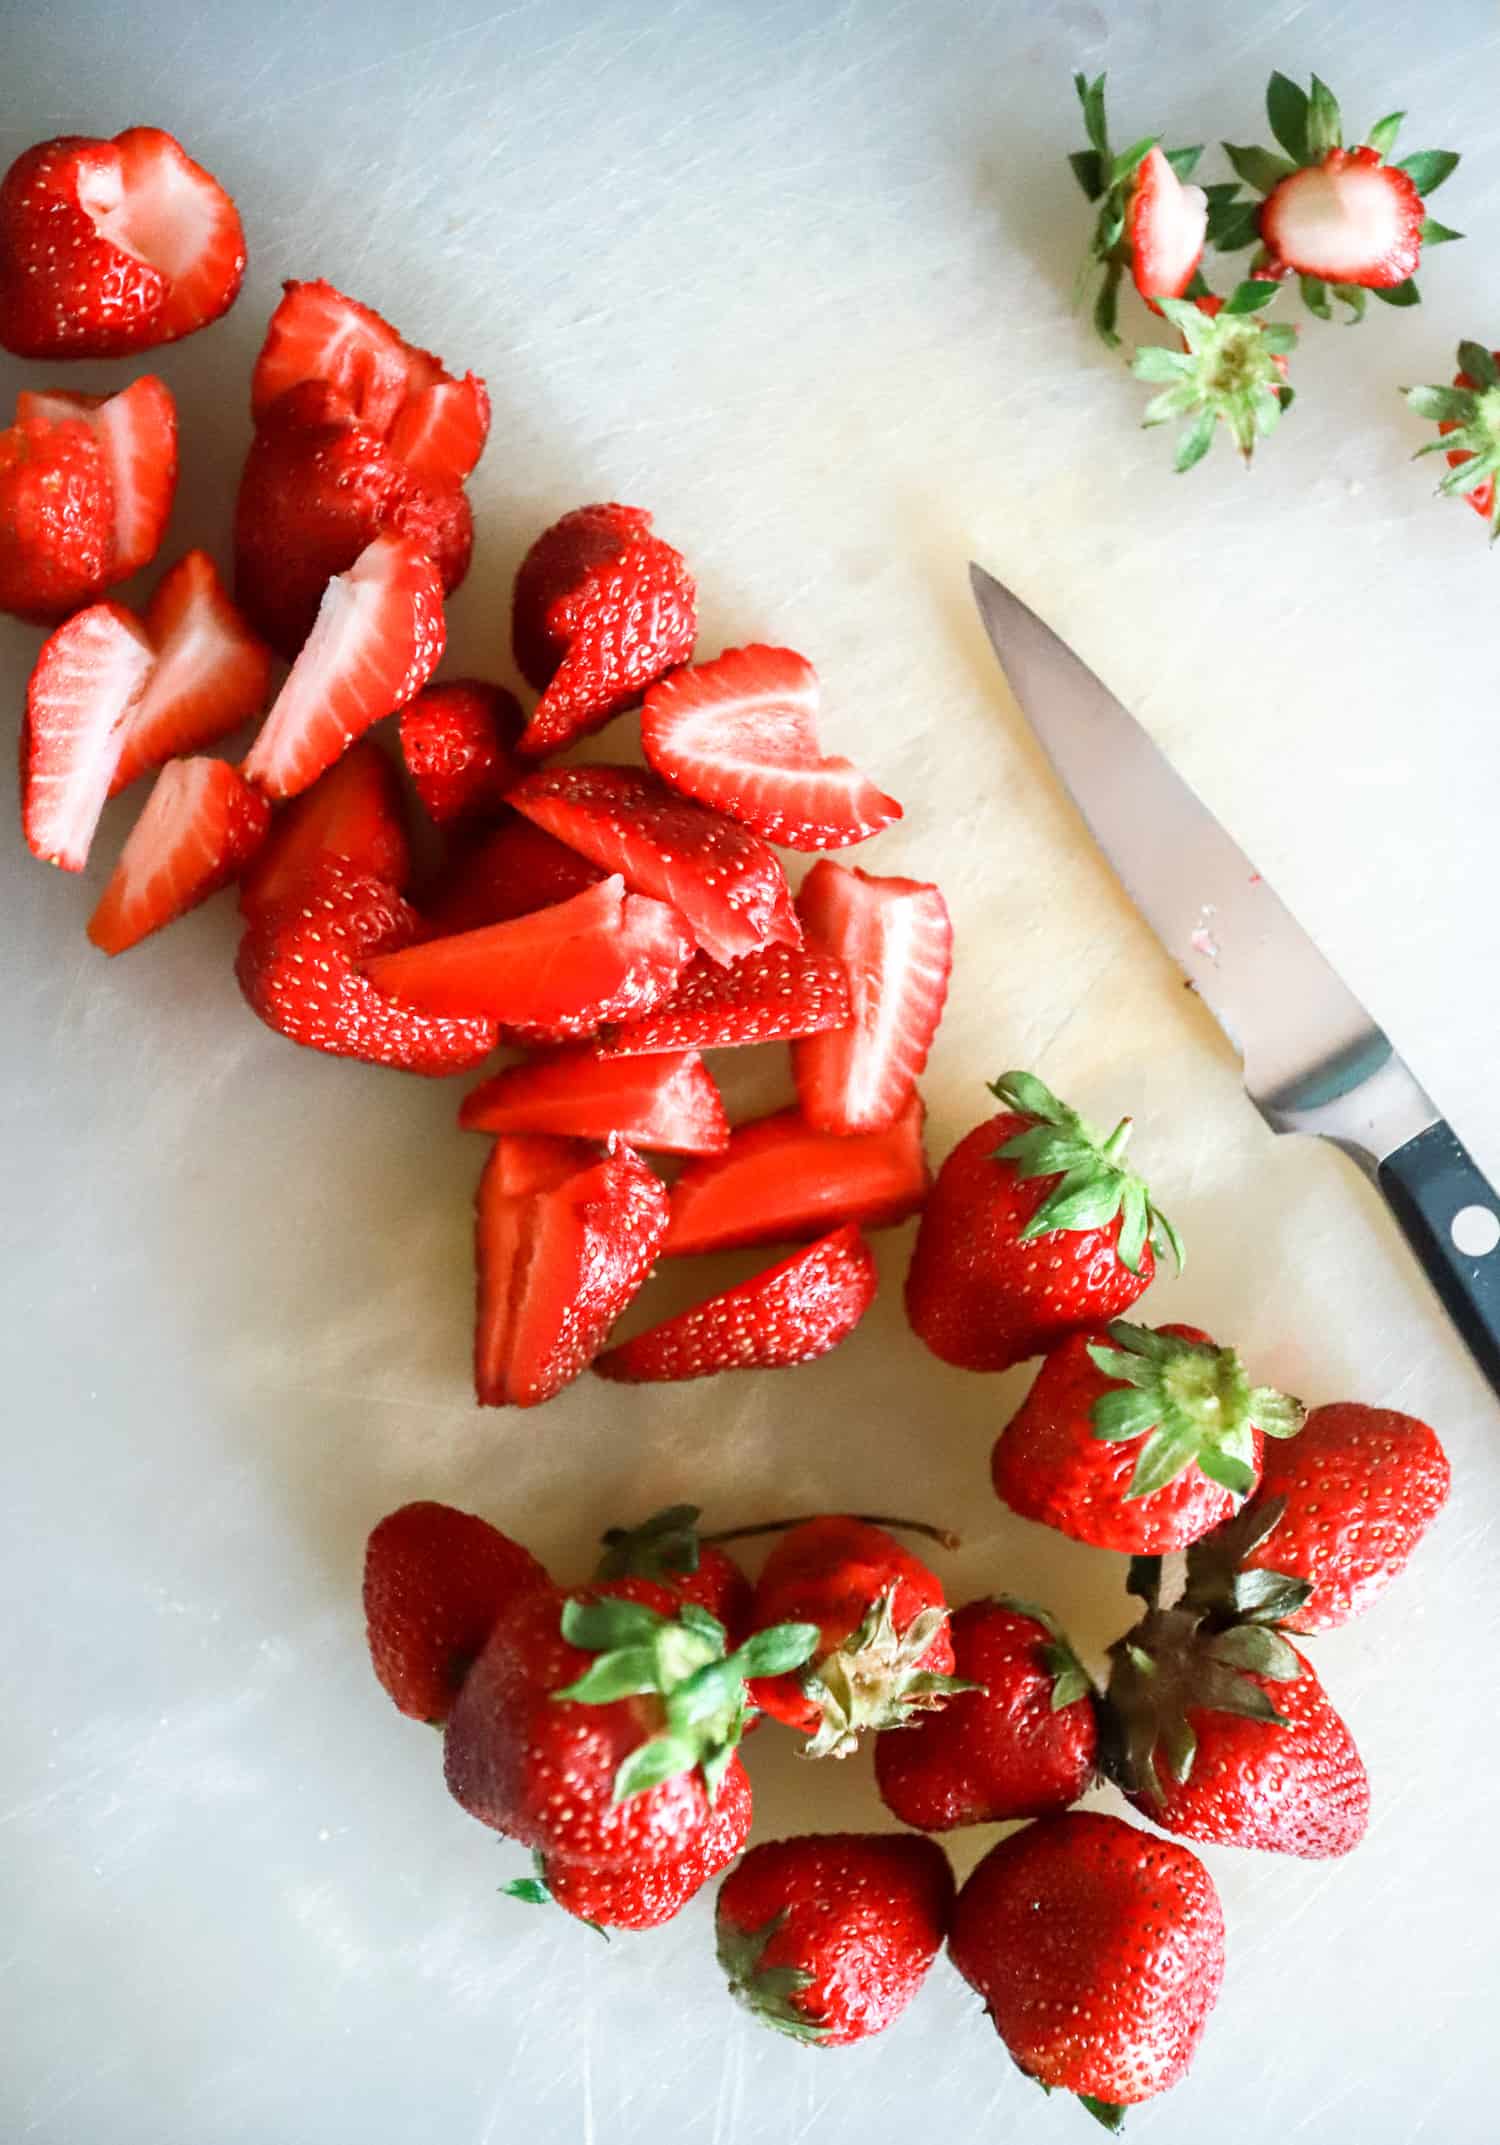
{"left": 240, "top": 738, "right": 411, "bottom": 921}
{"left": 791, "top": 859, "right": 952, "bottom": 1134}
{"left": 420, "top": 817, "right": 605, "bottom": 936}
{"left": 1128, "top": 146, "right": 1208, "bottom": 305}
{"left": 597, "top": 942, "right": 851, "bottom": 1057}
{"left": 398, "top": 678, "right": 523, "bottom": 829}
{"left": 242, "top": 532, "right": 444, "bottom": 800}
{"left": 111, "top": 550, "right": 273, "bottom": 795}
{"left": 460, "top": 1048, "right": 728, "bottom": 1155}
{"left": 664, "top": 1097, "right": 930, "bottom": 1255}
{"left": 88, "top": 757, "right": 270, "bottom": 954}
{"left": 20, "top": 602, "right": 154, "bottom": 868}
{"left": 387, "top": 372, "right": 491, "bottom": 489}
{"left": 19, "top": 375, "right": 178, "bottom": 581}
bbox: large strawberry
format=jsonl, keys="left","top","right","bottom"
{"left": 0, "top": 409, "right": 113, "bottom": 622}
{"left": 1407, "top": 340, "right": 1500, "bottom": 539}
{"left": 1069, "top": 74, "right": 1208, "bottom": 346}
{"left": 514, "top": 1756, "right": 754, "bottom": 1931}
{"left": 363, "top": 1500, "right": 550, "bottom": 1723}
{"left": 593, "top": 1505, "right": 754, "bottom": 1644}
{"left": 905, "top": 1072, "right": 1182, "bottom": 1374}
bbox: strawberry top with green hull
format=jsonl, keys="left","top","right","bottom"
{"left": 1070, "top": 73, "right": 1208, "bottom": 347}
{"left": 1131, "top": 282, "right": 1296, "bottom": 472}
{"left": 1407, "top": 342, "right": 1500, "bottom": 539}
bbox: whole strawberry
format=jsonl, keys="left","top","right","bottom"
{"left": 363, "top": 1500, "right": 550, "bottom": 1723}
{"left": 949, "top": 1810, "right": 1225, "bottom": 2126}
{"left": 875, "top": 1597, "right": 1097, "bottom": 1830}
{"left": 594, "top": 1504, "right": 754, "bottom": 1646}
{"left": 992, "top": 1320, "right": 1304, "bottom": 1553}
{"left": 905, "top": 1072, "right": 1182, "bottom": 1373}
{"left": 715, "top": 1832, "right": 953, "bottom": 2045}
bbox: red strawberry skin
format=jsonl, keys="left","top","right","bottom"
{"left": 363, "top": 1501, "right": 551, "bottom": 1724}
{"left": 544, "top": 1759, "right": 752, "bottom": 1930}
{"left": 240, "top": 738, "right": 411, "bottom": 922}
{"left": 21, "top": 375, "right": 179, "bottom": 584}
{"left": 875, "top": 1599, "right": 1097, "bottom": 1830}
{"left": 948, "top": 1811, "right": 1225, "bottom": 2109}
{"left": 0, "top": 412, "right": 112, "bottom": 622}
{"left": 420, "top": 817, "right": 606, "bottom": 936}
{"left": 598, "top": 943, "right": 851, "bottom": 1058}
{"left": 669, "top": 1545, "right": 754, "bottom": 1642}
{"left": 87, "top": 756, "right": 271, "bottom": 955}
{"left": 111, "top": 548, "right": 272, "bottom": 796}
{"left": 460, "top": 1046, "right": 729, "bottom": 1155}
{"left": 399, "top": 679, "right": 524, "bottom": 829}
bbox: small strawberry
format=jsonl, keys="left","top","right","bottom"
{"left": 239, "top": 738, "right": 412, "bottom": 922}
{"left": 716, "top": 1832, "right": 953, "bottom": 2045}
{"left": 906, "top": 1073, "right": 1181, "bottom": 1373}
{"left": 593, "top": 1505, "right": 754, "bottom": 1647}
{"left": 20, "top": 601, "right": 154, "bottom": 870}
{"left": 875, "top": 1597, "right": 1098, "bottom": 1830}
{"left": 363, "top": 1500, "right": 550, "bottom": 1723}
{"left": 419, "top": 817, "right": 606, "bottom": 936}
{"left": 593, "top": 1224, "right": 877, "bottom": 1389}
{"left": 0, "top": 409, "right": 112, "bottom": 622}
{"left": 398, "top": 679, "right": 524, "bottom": 829}
{"left": 1131, "top": 282, "right": 1297, "bottom": 471}
{"left": 597, "top": 943, "right": 851, "bottom": 1058}
{"left": 948, "top": 1810, "right": 1225, "bottom": 2127}
{"left": 460, "top": 1046, "right": 729, "bottom": 1154}
{"left": 1406, "top": 341, "right": 1500, "bottom": 539}
{"left": 87, "top": 757, "right": 271, "bottom": 955}
{"left": 111, "top": 550, "right": 273, "bottom": 796}
{"left": 994, "top": 1321, "right": 1304, "bottom": 1553}
{"left": 520, "top": 1756, "right": 754, "bottom": 1930}
{"left": 20, "top": 376, "right": 178, "bottom": 582}
{"left": 1069, "top": 74, "right": 1208, "bottom": 346}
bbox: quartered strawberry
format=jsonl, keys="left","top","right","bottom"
{"left": 387, "top": 369, "right": 491, "bottom": 491}
{"left": 664, "top": 1096, "right": 930, "bottom": 1256}
{"left": 363, "top": 1500, "right": 551, "bottom": 1723}
{"left": 235, "top": 862, "right": 496, "bottom": 1075}
{"left": 640, "top": 645, "right": 901, "bottom": 851}
{"left": 0, "top": 410, "right": 112, "bottom": 621}
{"left": 20, "top": 601, "right": 154, "bottom": 869}
{"left": 598, "top": 942, "right": 851, "bottom": 1057}
{"left": 87, "top": 756, "right": 270, "bottom": 955}
{"left": 240, "top": 738, "right": 411, "bottom": 922}
{"left": 594, "top": 1223, "right": 877, "bottom": 1385}
{"left": 20, "top": 375, "right": 177, "bottom": 581}
{"left": 509, "top": 764, "right": 798, "bottom": 968}
{"left": 512, "top": 503, "right": 697, "bottom": 756}
{"left": 460, "top": 1047, "right": 728, "bottom": 1155}
{"left": 474, "top": 1134, "right": 669, "bottom": 1406}
{"left": 419, "top": 816, "right": 605, "bottom": 936}
{"left": 398, "top": 679, "right": 524, "bottom": 828}
{"left": 110, "top": 550, "right": 272, "bottom": 795}
{"left": 791, "top": 859, "right": 952, "bottom": 1134}
{"left": 242, "top": 532, "right": 445, "bottom": 800}
{"left": 1128, "top": 145, "right": 1208, "bottom": 304}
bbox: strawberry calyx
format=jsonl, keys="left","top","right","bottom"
{"left": 1132, "top": 283, "right": 1295, "bottom": 470}
{"left": 1179, "top": 1494, "right": 1315, "bottom": 1626}
{"left": 995, "top": 1594, "right": 1096, "bottom": 1711}
{"left": 1406, "top": 341, "right": 1500, "bottom": 539}
{"left": 595, "top": 1502, "right": 707, "bottom": 1586}
{"left": 1069, "top": 72, "right": 1207, "bottom": 347}
{"left": 1087, "top": 1321, "right": 1304, "bottom": 1501}
{"left": 716, "top": 1909, "right": 831, "bottom": 2044}
{"left": 799, "top": 1589, "right": 978, "bottom": 1760}
{"left": 991, "top": 1070, "right": 1183, "bottom": 1277}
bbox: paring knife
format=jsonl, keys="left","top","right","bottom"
{"left": 970, "top": 563, "right": 1500, "bottom": 1399}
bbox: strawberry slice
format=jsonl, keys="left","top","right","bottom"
{"left": 420, "top": 817, "right": 606, "bottom": 936}
{"left": 88, "top": 757, "right": 270, "bottom": 955}
{"left": 110, "top": 551, "right": 273, "bottom": 795}
{"left": 240, "top": 739, "right": 411, "bottom": 921}
{"left": 364, "top": 873, "right": 695, "bottom": 1034}
{"left": 1127, "top": 145, "right": 1208, "bottom": 304}
{"left": 387, "top": 373, "right": 491, "bottom": 489}
{"left": 664, "top": 1097, "right": 930, "bottom": 1255}
{"left": 242, "top": 533, "right": 445, "bottom": 800}
{"left": 19, "top": 376, "right": 178, "bottom": 582}
{"left": 508, "top": 765, "right": 797, "bottom": 967}
{"left": 20, "top": 602, "right": 154, "bottom": 869}
{"left": 236, "top": 862, "right": 496, "bottom": 1076}
{"left": 594, "top": 1223, "right": 877, "bottom": 1384}
{"left": 398, "top": 679, "right": 524, "bottom": 828}
{"left": 641, "top": 644, "right": 902, "bottom": 851}
{"left": 475, "top": 1133, "right": 668, "bottom": 1407}
{"left": 598, "top": 942, "right": 851, "bottom": 1057}
{"left": 1260, "top": 148, "right": 1424, "bottom": 287}
{"left": 460, "top": 1048, "right": 728, "bottom": 1155}
{"left": 791, "top": 860, "right": 952, "bottom": 1134}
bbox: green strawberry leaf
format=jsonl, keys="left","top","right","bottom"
{"left": 1108, "top": 135, "right": 1158, "bottom": 188}
{"left": 1092, "top": 262, "right": 1123, "bottom": 349}
{"left": 1329, "top": 283, "right": 1367, "bottom": 323}
{"left": 1207, "top": 196, "right": 1262, "bottom": 251}
{"left": 1222, "top": 143, "right": 1296, "bottom": 194}
{"left": 596, "top": 1502, "right": 703, "bottom": 1582}
{"left": 1127, "top": 1420, "right": 1204, "bottom": 1500}
{"left": 1069, "top": 148, "right": 1107, "bottom": 201}
{"left": 1373, "top": 277, "right": 1421, "bottom": 308}
{"left": 1207, "top": 1624, "right": 1301, "bottom": 1681}
{"left": 1075, "top": 72, "right": 1110, "bottom": 158}
{"left": 612, "top": 1733, "right": 699, "bottom": 1802}
{"left": 1366, "top": 109, "right": 1405, "bottom": 160}
{"left": 553, "top": 1644, "right": 664, "bottom": 1705}
{"left": 1196, "top": 1445, "right": 1257, "bottom": 1498}
{"left": 1164, "top": 143, "right": 1205, "bottom": 180}
{"left": 503, "top": 1876, "right": 551, "bottom": 1905}
{"left": 735, "top": 1622, "right": 821, "bottom": 1679}
{"left": 1305, "top": 74, "right": 1342, "bottom": 157}
{"left": 1223, "top": 277, "right": 1279, "bottom": 313}
{"left": 1421, "top": 217, "right": 1462, "bottom": 246}
{"left": 560, "top": 1597, "right": 667, "bottom": 1651}
{"left": 1457, "top": 341, "right": 1499, "bottom": 387}
{"left": 1299, "top": 273, "right": 1332, "bottom": 320}
{"left": 1397, "top": 149, "right": 1459, "bottom": 197}
{"left": 1404, "top": 384, "right": 1475, "bottom": 423}
{"left": 1265, "top": 71, "right": 1311, "bottom": 164}
{"left": 1080, "top": 2096, "right": 1127, "bottom": 2133}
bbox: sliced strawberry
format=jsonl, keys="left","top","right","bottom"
{"left": 363, "top": 873, "right": 695, "bottom": 1034}
{"left": 475, "top": 1134, "right": 668, "bottom": 1407}
{"left": 239, "top": 739, "right": 411, "bottom": 921}
{"left": 388, "top": 373, "right": 491, "bottom": 488}
{"left": 110, "top": 550, "right": 273, "bottom": 795}
{"left": 242, "top": 533, "right": 445, "bottom": 800}
{"left": 88, "top": 757, "right": 270, "bottom": 955}
{"left": 597, "top": 941, "right": 850, "bottom": 1057}
{"left": 594, "top": 1223, "right": 877, "bottom": 1384}
{"left": 20, "top": 376, "right": 178, "bottom": 582}
{"left": 1260, "top": 149, "right": 1423, "bottom": 288}
{"left": 20, "top": 602, "right": 154, "bottom": 869}
{"left": 791, "top": 859, "right": 952, "bottom": 1134}
{"left": 113, "top": 127, "right": 247, "bottom": 342}
{"left": 508, "top": 764, "right": 797, "bottom": 967}
{"left": 1127, "top": 145, "right": 1207, "bottom": 305}
{"left": 460, "top": 1048, "right": 728, "bottom": 1154}
{"left": 420, "top": 817, "right": 606, "bottom": 936}
{"left": 0, "top": 410, "right": 112, "bottom": 622}
{"left": 236, "top": 862, "right": 496, "bottom": 1076}
{"left": 641, "top": 644, "right": 901, "bottom": 851}
{"left": 664, "top": 1097, "right": 930, "bottom": 1256}
{"left": 398, "top": 679, "right": 524, "bottom": 829}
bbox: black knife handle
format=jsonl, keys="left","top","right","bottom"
{"left": 1377, "top": 1119, "right": 1500, "bottom": 1397}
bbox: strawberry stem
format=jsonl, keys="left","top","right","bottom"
{"left": 700, "top": 1513, "right": 961, "bottom": 1552}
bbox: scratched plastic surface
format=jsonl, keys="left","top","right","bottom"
{"left": 5, "top": 4, "right": 1500, "bottom": 2141}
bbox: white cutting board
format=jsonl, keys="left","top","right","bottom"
{"left": 5, "top": 3, "right": 1499, "bottom": 2139}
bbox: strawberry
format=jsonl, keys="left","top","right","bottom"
{"left": 473, "top": 1133, "right": 668, "bottom": 1407}
{"left": 904, "top": 1072, "right": 1181, "bottom": 1373}
{"left": 398, "top": 679, "right": 524, "bottom": 829}
{"left": 791, "top": 859, "right": 951, "bottom": 1134}
{"left": 239, "top": 738, "right": 411, "bottom": 922}
{"left": 234, "top": 380, "right": 472, "bottom": 659}
{"left": 1407, "top": 341, "right": 1500, "bottom": 539}
{"left": 242, "top": 532, "right": 446, "bottom": 800}
{"left": 19, "top": 376, "right": 177, "bottom": 581}
{"left": 0, "top": 410, "right": 112, "bottom": 622}
{"left": 593, "top": 1505, "right": 754, "bottom": 1644}
{"left": 509, "top": 765, "right": 797, "bottom": 969}
{"left": 640, "top": 644, "right": 901, "bottom": 851}
{"left": 992, "top": 1321, "right": 1304, "bottom": 1554}
{"left": 363, "top": 1500, "right": 550, "bottom": 1723}
{"left": 364, "top": 875, "right": 695, "bottom": 1034}
{"left": 20, "top": 601, "right": 154, "bottom": 870}
{"left": 1132, "top": 281, "right": 1297, "bottom": 471}
{"left": 235, "top": 862, "right": 496, "bottom": 1075}
{"left": 1070, "top": 75, "right": 1208, "bottom": 346}
{"left": 110, "top": 550, "right": 273, "bottom": 796}
{"left": 948, "top": 1810, "right": 1225, "bottom": 2125}
{"left": 533, "top": 1755, "right": 753, "bottom": 1930}
{"left": 1128, "top": 146, "right": 1209, "bottom": 305}
{"left": 419, "top": 817, "right": 605, "bottom": 936}
{"left": 593, "top": 1224, "right": 877, "bottom": 1389}
{"left": 0, "top": 128, "right": 245, "bottom": 358}
{"left": 744, "top": 1514, "right": 965, "bottom": 1757}
{"left": 512, "top": 503, "right": 697, "bottom": 756}
{"left": 875, "top": 1598, "right": 1098, "bottom": 1830}
{"left": 460, "top": 1046, "right": 729, "bottom": 1155}
{"left": 87, "top": 757, "right": 270, "bottom": 955}
{"left": 716, "top": 1832, "right": 953, "bottom": 2046}
{"left": 597, "top": 942, "right": 851, "bottom": 1058}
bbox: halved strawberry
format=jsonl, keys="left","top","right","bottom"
{"left": 399, "top": 679, "right": 524, "bottom": 829}
{"left": 508, "top": 765, "right": 797, "bottom": 967}
{"left": 791, "top": 860, "right": 952, "bottom": 1134}
{"left": 88, "top": 757, "right": 270, "bottom": 955}
{"left": 387, "top": 373, "right": 491, "bottom": 490}
{"left": 594, "top": 1223, "right": 877, "bottom": 1384}
{"left": 242, "top": 533, "right": 445, "bottom": 800}
{"left": 475, "top": 1134, "right": 668, "bottom": 1406}
{"left": 1261, "top": 149, "right": 1423, "bottom": 287}
{"left": 0, "top": 409, "right": 112, "bottom": 622}
{"left": 19, "top": 376, "right": 178, "bottom": 582}
{"left": 460, "top": 1048, "right": 728, "bottom": 1154}
{"left": 598, "top": 942, "right": 851, "bottom": 1057}
{"left": 419, "top": 817, "right": 606, "bottom": 936}
{"left": 664, "top": 1097, "right": 930, "bottom": 1255}
{"left": 20, "top": 602, "right": 154, "bottom": 869}
{"left": 110, "top": 550, "right": 273, "bottom": 795}
{"left": 239, "top": 739, "right": 412, "bottom": 921}
{"left": 1128, "top": 145, "right": 1208, "bottom": 305}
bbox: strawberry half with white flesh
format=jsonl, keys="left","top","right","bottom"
{"left": 460, "top": 1048, "right": 729, "bottom": 1154}
{"left": 1128, "top": 148, "right": 1209, "bottom": 306}
{"left": 1070, "top": 74, "right": 1207, "bottom": 346}
{"left": 20, "top": 602, "right": 154, "bottom": 869}
{"left": 597, "top": 942, "right": 851, "bottom": 1057}
{"left": 111, "top": 550, "right": 273, "bottom": 794}
{"left": 88, "top": 757, "right": 270, "bottom": 955}
{"left": 239, "top": 739, "right": 411, "bottom": 921}
{"left": 1132, "top": 284, "right": 1297, "bottom": 471}
{"left": 1407, "top": 341, "right": 1500, "bottom": 540}
{"left": 19, "top": 375, "right": 178, "bottom": 581}
{"left": 664, "top": 1097, "right": 930, "bottom": 1256}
